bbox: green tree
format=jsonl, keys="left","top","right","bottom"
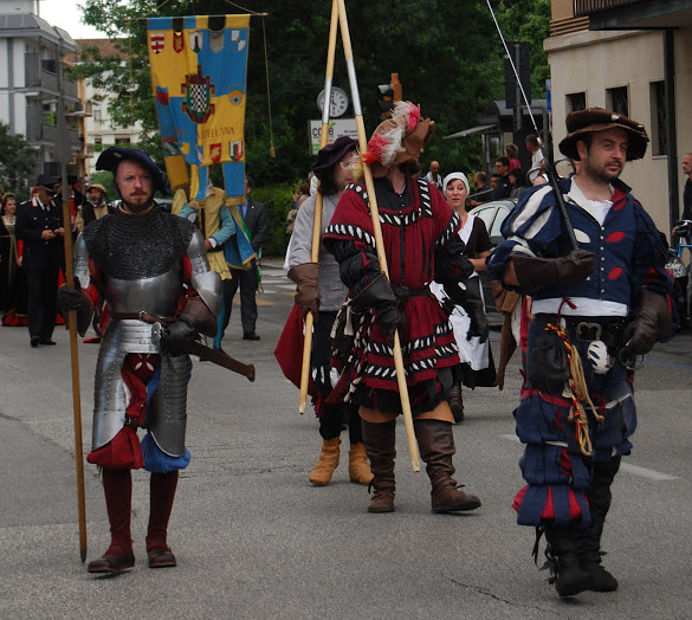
{"left": 76, "top": 0, "right": 550, "bottom": 185}
{"left": 0, "top": 123, "right": 37, "bottom": 200}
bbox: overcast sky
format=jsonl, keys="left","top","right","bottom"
{"left": 37, "top": 0, "right": 106, "bottom": 40}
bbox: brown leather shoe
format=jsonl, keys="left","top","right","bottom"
{"left": 87, "top": 548, "right": 135, "bottom": 574}
{"left": 148, "top": 547, "right": 177, "bottom": 568}
{"left": 431, "top": 485, "right": 481, "bottom": 513}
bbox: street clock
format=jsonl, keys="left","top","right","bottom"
{"left": 316, "top": 87, "right": 349, "bottom": 118}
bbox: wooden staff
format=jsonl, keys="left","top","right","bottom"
{"left": 337, "top": 0, "right": 420, "bottom": 472}
{"left": 298, "top": 0, "right": 340, "bottom": 414}
{"left": 60, "top": 177, "right": 88, "bottom": 562}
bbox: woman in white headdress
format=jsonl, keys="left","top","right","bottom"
{"left": 431, "top": 172, "right": 496, "bottom": 422}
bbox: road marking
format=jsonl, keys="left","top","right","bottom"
{"left": 619, "top": 463, "right": 678, "bottom": 481}
{"left": 646, "top": 359, "right": 692, "bottom": 370}
{"left": 499, "top": 435, "right": 678, "bottom": 480}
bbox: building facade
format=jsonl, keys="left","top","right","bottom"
{"left": 547, "top": 0, "right": 692, "bottom": 235}
{"left": 72, "top": 39, "right": 143, "bottom": 177}
{"left": 0, "top": 0, "right": 81, "bottom": 180}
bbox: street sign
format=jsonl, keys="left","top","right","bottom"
{"left": 308, "top": 119, "right": 358, "bottom": 155}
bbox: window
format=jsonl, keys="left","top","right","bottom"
{"left": 94, "top": 137, "right": 102, "bottom": 152}
{"left": 649, "top": 81, "right": 666, "bottom": 156}
{"left": 606, "top": 86, "right": 628, "bottom": 117}
{"left": 93, "top": 106, "right": 102, "bottom": 122}
{"left": 566, "top": 92, "right": 586, "bottom": 113}
{"left": 42, "top": 101, "right": 56, "bottom": 126}
{"left": 115, "top": 136, "right": 131, "bottom": 145}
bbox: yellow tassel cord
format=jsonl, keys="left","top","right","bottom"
{"left": 544, "top": 324, "right": 603, "bottom": 457}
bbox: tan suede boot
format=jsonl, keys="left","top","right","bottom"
{"left": 308, "top": 437, "right": 341, "bottom": 485}
{"left": 348, "top": 442, "right": 374, "bottom": 485}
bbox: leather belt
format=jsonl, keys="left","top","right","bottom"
{"left": 391, "top": 285, "right": 429, "bottom": 300}
{"left": 536, "top": 314, "right": 626, "bottom": 346}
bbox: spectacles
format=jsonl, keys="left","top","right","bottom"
{"left": 340, "top": 158, "right": 359, "bottom": 169}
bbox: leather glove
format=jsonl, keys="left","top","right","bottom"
{"left": 56, "top": 284, "right": 93, "bottom": 336}
{"left": 443, "top": 278, "right": 489, "bottom": 343}
{"left": 351, "top": 272, "right": 400, "bottom": 341}
{"left": 622, "top": 290, "right": 672, "bottom": 357}
{"left": 288, "top": 262, "right": 320, "bottom": 318}
{"left": 160, "top": 320, "right": 197, "bottom": 356}
{"left": 512, "top": 249, "right": 595, "bottom": 293}
{"left": 375, "top": 301, "right": 401, "bottom": 340}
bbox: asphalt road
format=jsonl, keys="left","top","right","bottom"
{"left": 1, "top": 260, "right": 690, "bottom": 619}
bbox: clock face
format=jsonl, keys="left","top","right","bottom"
{"left": 317, "top": 87, "right": 349, "bottom": 118}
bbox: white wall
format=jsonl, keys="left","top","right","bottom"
{"left": 546, "top": 28, "right": 690, "bottom": 234}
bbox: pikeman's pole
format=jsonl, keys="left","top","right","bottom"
{"left": 298, "top": 0, "right": 340, "bottom": 414}
{"left": 59, "top": 176, "right": 88, "bottom": 562}
{"left": 336, "top": 0, "right": 420, "bottom": 472}
{"left": 57, "top": 42, "right": 87, "bottom": 561}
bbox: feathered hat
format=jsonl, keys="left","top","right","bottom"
{"left": 362, "top": 101, "right": 435, "bottom": 178}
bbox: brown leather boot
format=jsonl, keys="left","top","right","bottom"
{"left": 308, "top": 437, "right": 341, "bottom": 485}
{"left": 348, "top": 442, "right": 374, "bottom": 485}
{"left": 146, "top": 471, "right": 178, "bottom": 568}
{"left": 448, "top": 382, "right": 464, "bottom": 423}
{"left": 414, "top": 420, "right": 481, "bottom": 512}
{"left": 88, "top": 468, "right": 134, "bottom": 574}
{"left": 362, "top": 420, "right": 396, "bottom": 513}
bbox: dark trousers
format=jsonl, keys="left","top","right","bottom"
{"left": 25, "top": 265, "right": 58, "bottom": 340}
{"left": 222, "top": 266, "right": 258, "bottom": 336}
{"left": 311, "top": 310, "right": 363, "bottom": 444}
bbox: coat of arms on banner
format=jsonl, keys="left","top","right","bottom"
{"left": 181, "top": 66, "right": 215, "bottom": 124}
{"left": 229, "top": 140, "right": 244, "bottom": 162}
{"left": 210, "top": 143, "right": 222, "bottom": 163}
{"left": 150, "top": 33, "right": 165, "bottom": 53}
{"left": 189, "top": 30, "right": 204, "bottom": 53}
{"left": 173, "top": 30, "right": 185, "bottom": 53}
{"left": 231, "top": 29, "right": 246, "bottom": 52}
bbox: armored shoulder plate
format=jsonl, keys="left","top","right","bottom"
{"left": 74, "top": 233, "right": 90, "bottom": 289}
{"left": 187, "top": 229, "right": 222, "bottom": 315}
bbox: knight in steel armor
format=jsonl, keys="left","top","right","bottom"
{"left": 57, "top": 147, "right": 221, "bottom": 575}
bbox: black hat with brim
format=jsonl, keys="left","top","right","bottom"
{"left": 559, "top": 107, "right": 649, "bottom": 161}
{"left": 35, "top": 173, "right": 58, "bottom": 193}
{"left": 96, "top": 147, "right": 170, "bottom": 196}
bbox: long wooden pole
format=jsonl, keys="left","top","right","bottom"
{"left": 60, "top": 178, "right": 88, "bottom": 562}
{"left": 57, "top": 37, "right": 87, "bottom": 561}
{"left": 298, "top": 0, "right": 340, "bottom": 414}
{"left": 336, "top": 0, "right": 420, "bottom": 472}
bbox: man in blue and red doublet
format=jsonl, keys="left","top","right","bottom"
{"left": 323, "top": 101, "right": 488, "bottom": 514}
{"left": 488, "top": 108, "right": 672, "bottom": 597}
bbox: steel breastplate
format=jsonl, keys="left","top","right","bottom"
{"left": 104, "top": 267, "right": 183, "bottom": 317}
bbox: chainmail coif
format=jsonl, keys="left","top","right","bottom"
{"left": 82, "top": 204, "right": 195, "bottom": 280}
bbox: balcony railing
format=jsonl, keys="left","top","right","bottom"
{"left": 24, "top": 52, "right": 79, "bottom": 99}
{"left": 574, "top": 0, "right": 644, "bottom": 16}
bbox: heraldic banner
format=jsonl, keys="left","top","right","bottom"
{"left": 147, "top": 15, "right": 250, "bottom": 203}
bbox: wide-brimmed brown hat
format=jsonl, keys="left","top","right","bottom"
{"left": 362, "top": 101, "right": 435, "bottom": 178}
{"left": 559, "top": 107, "right": 648, "bottom": 161}
{"left": 87, "top": 183, "right": 108, "bottom": 196}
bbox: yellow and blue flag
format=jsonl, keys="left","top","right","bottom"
{"left": 146, "top": 15, "right": 250, "bottom": 202}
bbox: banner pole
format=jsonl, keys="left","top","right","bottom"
{"left": 298, "top": 0, "right": 340, "bottom": 414}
